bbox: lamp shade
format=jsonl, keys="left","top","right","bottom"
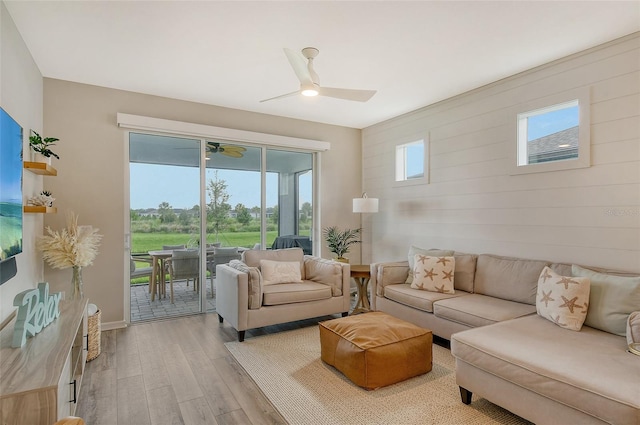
{"left": 353, "top": 196, "right": 379, "bottom": 213}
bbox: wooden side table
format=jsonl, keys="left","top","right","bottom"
{"left": 350, "top": 265, "right": 371, "bottom": 315}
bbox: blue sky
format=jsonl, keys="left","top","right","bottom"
{"left": 0, "top": 108, "right": 23, "bottom": 204}
{"left": 130, "top": 164, "right": 312, "bottom": 210}
{"left": 527, "top": 105, "right": 579, "bottom": 141}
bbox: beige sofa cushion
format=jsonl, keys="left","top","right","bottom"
{"left": 451, "top": 315, "right": 639, "bottom": 425}
{"left": 572, "top": 265, "right": 640, "bottom": 337}
{"left": 228, "top": 259, "right": 262, "bottom": 310}
{"left": 474, "top": 254, "right": 549, "bottom": 305}
{"left": 304, "top": 257, "right": 343, "bottom": 296}
{"left": 433, "top": 293, "right": 536, "bottom": 328}
{"left": 262, "top": 282, "right": 332, "bottom": 306}
{"left": 453, "top": 253, "right": 477, "bottom": 293}
{"left": 405, "top": 246, "right": 454, "bottom": 284}
{"left": 384, "top": 284, "right": 465, "bottom": 313}
{"left": 536, "top": 266, "right": 591, "bottom": 331}
{"left": 243, "top": 248, "right": 305, "bottom": 279}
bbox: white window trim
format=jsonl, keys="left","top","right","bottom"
{"left": 509, "top": 87, "right": 590, "bottom": 175}
{"left": 393, "top": 133, "right": 429, "bottom": 186}
{"left": 117, "top": 113, "right": 329, "bottom": 152}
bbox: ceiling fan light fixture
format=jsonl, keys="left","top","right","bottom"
{"left": 301, "top": 83, "right": 319, "bottom": 97}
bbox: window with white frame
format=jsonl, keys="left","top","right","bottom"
{"left": 395, "top": 140, "right": 425, "bottom": 182}
{"left": 511, "top": 88, "right": 590, "bottom": 175}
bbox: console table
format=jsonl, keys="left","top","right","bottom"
{"left": 0, "top": 298, "right": 88, "bottom": 425}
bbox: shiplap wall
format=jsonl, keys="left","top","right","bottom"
{"left": 362, "top": 33, "right": 640, "bottom": 272}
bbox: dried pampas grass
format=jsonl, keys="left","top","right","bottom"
{"left": 37, "top": 211, "right": 102, "bottom": 269}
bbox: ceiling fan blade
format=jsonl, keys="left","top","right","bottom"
{"left": 259, "top": 90, "right": 300, "bottom": 103}
{"left": 222, "top": 145, "right": 246, "bottom": 153}
{"left": 221, "top": 150, "right": 243, "bottom": 158}
{"left": 284, "top": 48, "right": 313, "bottom": 85}
{"left": 319, "top": 87, "right": 377, "bottom": 102}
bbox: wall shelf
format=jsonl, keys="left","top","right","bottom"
{"left": 24, "top": 206, "right": 57, "bottom": 214}
{"left": 24, "top": 161, "right": 57, "bottom": 176}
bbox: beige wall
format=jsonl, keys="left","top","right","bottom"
{"left": 362, "top": 33, "right": 640, "bottom": 273}
{"left": 43, "top": 79, "right": 362, "bottom": 326}
{"left": 0, "top": 2, "right": 44, "bottom": 325}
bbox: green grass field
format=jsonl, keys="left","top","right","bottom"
{"left": 131, "top": 231, "right": 279, "bottom": 254}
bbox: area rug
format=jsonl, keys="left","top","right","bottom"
{"left": 225, "top": 326, "right": 532, "bottom": 425}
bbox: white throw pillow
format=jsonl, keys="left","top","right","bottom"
{"left": 410, "top": 255, "right": 455, "bottom": 294}
{"left": 405, "top": 246, "right": 454, "bottom": 284}
{"left": 536, "top": 266, "right": 590, "bottom": 331}
{"left": 260, "top": 260, "right": 303, "bottom": 285}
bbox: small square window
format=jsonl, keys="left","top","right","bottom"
{"left": 518, "top": 100, "right": 579, "bottom": 165}
{"left": 396, "top": 140, "right": 425, "bottom": 182}
{"left": 510, "top": 88, "right": 590, "bottom": 175}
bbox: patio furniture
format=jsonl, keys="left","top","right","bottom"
{"left": 166, "top": 249, "right": 200, "bottom": 303}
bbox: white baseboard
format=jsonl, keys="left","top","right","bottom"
{"left": 101, "top": 320, "right": 127, "bottom": 331}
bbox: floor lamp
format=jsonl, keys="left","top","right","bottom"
{"left": 352, "top": 193, "right": 379, "bottom": 264}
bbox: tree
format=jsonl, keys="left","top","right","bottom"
{"left": 158, "top": 201, "right": 176, "bottom": 223}
{"left": 130, "top": 210, "right": 141, "bottom": 221}
{"left": 178, "top": 210, "right": 191, "bottom": 225}
{"left": 235, "top": 203, "right": 252, "bottom": 226}
{"left": 271, "top": 205, "right": 279, "bottom": 224}
{"left": 300, "top": 202, "right": 312, "bottom": 223}
{"left": 207, "top": 171, "right": 231, "bottom": 240}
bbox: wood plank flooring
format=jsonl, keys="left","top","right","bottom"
{"left": 76, "top": 312, "right": 341, "bottom": 425}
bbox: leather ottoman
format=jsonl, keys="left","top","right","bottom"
{"left": 319, "top": 311, "right": 432, "bottom": 390}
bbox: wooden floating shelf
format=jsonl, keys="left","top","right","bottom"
{"left": 23, "top": 206, "right": 57, "bottom": 214}
{"left": 23, "top": 161, "right": 57, "bottom": 176}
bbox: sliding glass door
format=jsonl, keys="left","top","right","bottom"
{"left": 127, "top": 132, "right": 316, "bottom": 322}
{"left": 128, "top": 133, "right": 206, "bottom": 322}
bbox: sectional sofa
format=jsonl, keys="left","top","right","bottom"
{"left": 370, "top": 250, "right": 640, "bottom": 425}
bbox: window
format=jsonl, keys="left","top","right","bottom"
{"left": 396, "top": 140, "right": 425, "bottom": 182}
{"left": 511, "top": 88, "right": 590, "bottom": 175}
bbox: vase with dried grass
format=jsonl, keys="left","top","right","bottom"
{"left": 37, "top": 211, "right": 102, "bottom": 300}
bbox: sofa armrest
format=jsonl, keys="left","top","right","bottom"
{"left": 304, "top": 255, "right": 350, "bottom": 297}
{"left": 370, "top": 261, "right": 410, "bottom": 302}
{"left": 215, "top": 264, "right": 251, "bottom": 332}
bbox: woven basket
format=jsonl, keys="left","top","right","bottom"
{"left": 87, "top": 309, "right": 101, "bottom": 362}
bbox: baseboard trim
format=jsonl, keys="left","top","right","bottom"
{"left": 101, "top": 320, "right": 127, "bottom": 331}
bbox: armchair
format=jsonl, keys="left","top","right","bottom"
{"left": 215, "top": 248, "right": 351, "bottom": 341}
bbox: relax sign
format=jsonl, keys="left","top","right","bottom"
{"left": 12, "top": 282, "right": 62, "bottom": 348}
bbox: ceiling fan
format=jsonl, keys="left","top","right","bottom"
{"left": 260, "top": 47, "right": 377, "bottom": 103}
{"left": 176, "top": 141, "right": 246, "bottom": 159}
{"left": 205, "top": 142, "right": 246, "bottom": 159}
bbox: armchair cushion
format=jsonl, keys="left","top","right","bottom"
{"left": 228, "top": 259, "right": 262, "bottom": 309}
{"left": 260, "top": 260, "right": 303, "bottom": 285}
{"left": 304, "top": 256, "right": 344, "bottom": 296}
{"left": 263, "top": 282, "right": 332, "bottom": 306}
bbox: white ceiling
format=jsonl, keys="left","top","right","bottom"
{"left": 5, "top": 1, "right": 640, "bottom": 129}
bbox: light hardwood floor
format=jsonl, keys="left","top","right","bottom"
{"left": 76, "top": 312, "right": 340, "bottom": 425}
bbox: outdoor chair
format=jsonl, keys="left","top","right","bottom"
{"left": 130, "top": 254, "right": 153, "bottom": 281}
{"left": 166, "top": 249, "right": 200, "bottom": 303}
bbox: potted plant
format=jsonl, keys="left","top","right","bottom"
{"left": 28, "top": 130, "right": 60, "bottom": 163}
{"left": 323, "top": 226, "right": 361, "bottom": 263}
